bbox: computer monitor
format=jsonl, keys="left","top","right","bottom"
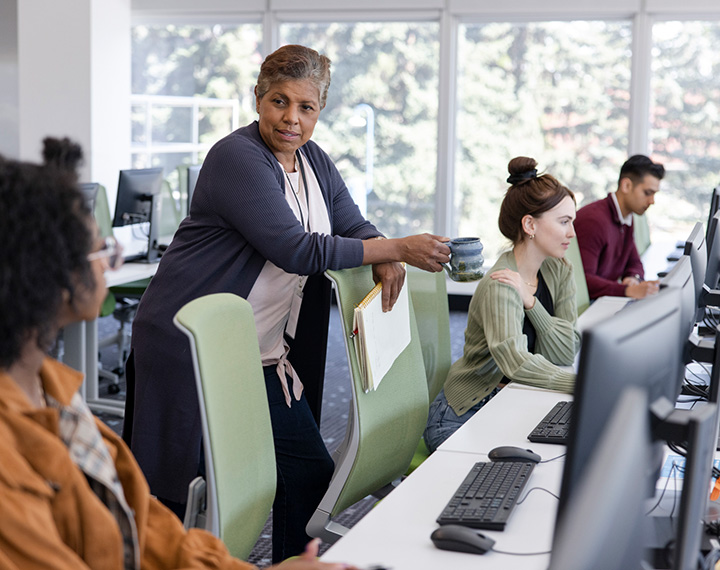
{"left": 187, "top": 164, "right": 201, "bottom": 215}
{"left": 557, "top": 287, "right": 684, "bottom": 523}
{"left": 706, "top": 185, "right": 719, "bottom": 251}
{"left": 79, "top": 182, "right": 99, "bottom": 212}
{"left": 550, "top": 387, "right": 651, "bottom": 570}
{"left": 660, "top": 255, "right": 696, "bottom": 351}
{"left": 649, "top": 398, "right": 718, "bottom": 570}
{"left": 705, "top": 210, "right": 720, "bottom": 292}
{"left": 112, "top": 168, "right": 164, "bottom": 262}
{"left": 682, "top": 222, "right": 707, "bottom": 321}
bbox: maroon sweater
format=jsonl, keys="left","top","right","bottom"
{"left": 574, "top": 194, "right": 644, "bottom": 299}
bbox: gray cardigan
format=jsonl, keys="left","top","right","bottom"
{"left": 444, "top": 251, "right": 580, "bottom": 415}
{"left": 125, "top": 121, "right": 382, "bottom": 502}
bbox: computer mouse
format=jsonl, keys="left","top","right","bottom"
{"left": 430, "top": 524, "right": 496, "bottom": 555}
{"left": 488, "top": 445, "right": 541, "bottom": 463}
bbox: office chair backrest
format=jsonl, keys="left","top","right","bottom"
{"left": 633, "top": 212, "right": 651, "bottom": 256}
{"left": 157, "top": 178, "right": 183, "bottom": 238}
{"left": 173, "top": 293, "right": 276, "bottom": 560}
{"left": 565, "top": 237, "right": 590, "bottom": 316}
{"left": 93, "top": 184, "right": 113, "bottom": 239}
{"left": 406, "top": 267, "right": 452, "bottom": 402}
{"left": 307, "top": 266, "right": 429, "bottom": 543}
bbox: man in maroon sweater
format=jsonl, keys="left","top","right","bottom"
{"left": 574, "top": 155, "right": 665, "bottom": 300}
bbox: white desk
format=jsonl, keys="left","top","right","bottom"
{"left": 321, "top": 383, "right": 569, "bottom": 569}
{"left": 438, "top": 383, "right": 571, "bottom": 458}
{"left": 63, "top": 261, "right": 158, "bottom": 416}
{"left": 321, "top": 448, "right": 562, "bottom": 570}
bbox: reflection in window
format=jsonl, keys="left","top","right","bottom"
{"left": 456, "top": 21, "right": 631, "bottom": 261}
{"left": 280, "top": 22, "right": 440, "bottom": 238}
{"left": 651, "top": 21, "right": 720, "bottom": 243}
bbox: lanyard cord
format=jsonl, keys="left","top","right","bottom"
{"left": 284, "top": 150, "right": 310, "bottom": 230}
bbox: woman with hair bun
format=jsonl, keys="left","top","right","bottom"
{"left": 424, "top": 156, "right": 581, "bottom": 452}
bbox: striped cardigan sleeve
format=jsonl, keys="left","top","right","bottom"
{"left": 479, "top": 279, "right": 576, "bottom": 394}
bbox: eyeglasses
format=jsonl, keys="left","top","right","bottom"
{"left": 87, "top": 236, "right": 124, "bottom": 270}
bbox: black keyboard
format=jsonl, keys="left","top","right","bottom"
{"left": 436, "top": 460, "right": 535, "bottom": 531}
{"left": 527, "top": 400, "right": 572, "bottom": 444}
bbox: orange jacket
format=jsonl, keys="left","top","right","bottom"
{"left": 0, "top": 358, "right": 254, "bottom": 570}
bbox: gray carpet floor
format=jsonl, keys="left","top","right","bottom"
{"left": 90, "top": 302, "right": 469, "bottom": 566}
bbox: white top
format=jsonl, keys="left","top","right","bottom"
{"left": 246, "top": 152, "right": 332, "bottom": 406}
{"left": 611, "top": 191, "right": 633, "bottom": 226}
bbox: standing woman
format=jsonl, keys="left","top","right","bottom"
{"left": 424, "top": 156, "right": 581, "bottom": 453}
{"left": 125, "top": 44, "right": 450, "bottom": 561}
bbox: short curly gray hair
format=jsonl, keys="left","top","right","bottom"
{"left": 255, "top": 45, "right": 332, "bottom": 109}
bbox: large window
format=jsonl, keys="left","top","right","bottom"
{"left": 130, "top": 11, "right": 720, "bottom": 258}
{"left": 280, "top": 21, "right": 440, "bottom": 238}
{"left": 131, "top": 23, "right": 262, "bottom": 182}
{"left": 455, "top": 20, "right": 632, "bottom": 261}
{"left": 650, "top": 20, "right": 720, "bottom": 242}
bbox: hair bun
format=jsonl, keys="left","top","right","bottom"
{"left": 507, "top": 156, "right": 539, "bottom": 185}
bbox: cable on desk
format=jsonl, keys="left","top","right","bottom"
{"left": 515, "top": 486, "right": 559, "bottom": 506}
{"left": 646, "top": 461, "right": 681, "bottom": 517}
{"left": 539, "top": 452, "right": 566, "bottom": 464}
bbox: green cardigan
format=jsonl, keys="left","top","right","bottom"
{"left": 445, "top": 250, "right": 580, "bottom": 415}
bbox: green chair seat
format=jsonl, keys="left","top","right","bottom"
{"left": 566, "top": 237, "right": 590, "bottom": 316}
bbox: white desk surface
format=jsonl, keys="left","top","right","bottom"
{"left": 322, "top": 448, "right": 562, "bottom": 570}
{"left": 105, "top": 261, "right": 158, "bottom": 287}
{"left": 437, "top": 383, "right": 571, "bottom": 459}
{"left": 64, "top": 261, "right": 159, "bottom": 415}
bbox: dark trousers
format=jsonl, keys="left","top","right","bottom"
{"left": 263, "top": 366, "right": 335, "bottom": 563}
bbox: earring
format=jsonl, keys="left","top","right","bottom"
{"left": 528, "top": 234, "right": 535, "bottom": 240}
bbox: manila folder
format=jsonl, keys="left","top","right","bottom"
{"left": 352, "top": 279, "right": 411, "bottom": 391}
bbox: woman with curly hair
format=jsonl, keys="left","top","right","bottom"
{"left": 424, "top": 156, "right": 581, "bottom": 453}
{"left": 0, "top": 142, "right": 352, "bottom": 570}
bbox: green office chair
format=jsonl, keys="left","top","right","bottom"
{"left": 174, "top": 293, "right": 276, "bottom": 560}
{"left": 157, "top": 178, "right": 184, "bottom": 240}
{"left": 633, "top": 213, "right": 651, "bottom": 257}
{"left": 306, "top": 266, "right": 429, "bottom": 544}
{"left": 177, "top": 163, "right": 202, "bottom": 215}
{"left": 566, "top": 237, "right": 591, "bottom": 316}
{"left": 405, "top": 267, "right": 453, "bottom": 472}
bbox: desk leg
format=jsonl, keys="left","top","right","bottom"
{"left": 83, "top": 318, "right": 126, "bottom": 417}
{"left": 63, "top": 322, "right": 87, "bottom": 400}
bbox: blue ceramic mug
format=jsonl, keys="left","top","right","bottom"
{"left": 443, "top": 237, "right": 485, "bottom": 282}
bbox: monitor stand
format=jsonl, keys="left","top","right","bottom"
{"left": 646, "top": 400, "right": 718, "bottom": 569}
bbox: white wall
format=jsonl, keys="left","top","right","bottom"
{"left": 0, "top": 0, "right": 19, "bottom": 159}
{"left": 17, "top": 0, "right": 130, "bottom": 205}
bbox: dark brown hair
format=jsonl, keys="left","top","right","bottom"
{"left": 256, "top": 45, "right": 331, "bottom": 109}
{"left": 618, "top": 154, "right": 665, "bottom": 186}
{"left": 498, "top": 156, "right": 575, "bottom": 245}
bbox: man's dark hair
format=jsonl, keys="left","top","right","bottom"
{"left": 618, "top": 154, "right": 665, "bottom": 186}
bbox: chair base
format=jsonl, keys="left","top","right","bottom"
{"left": 306, "top": 510, "right": 349, "bottom": 544}
{"left": 98, "top": 367, "right": 121, "bottom": 394}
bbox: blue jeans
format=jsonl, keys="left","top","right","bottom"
{"left": 423, "top": 387, "right": 500, "bottom": 453}
{"left": 263, "top": 366, "right": 335, "bottom": 563}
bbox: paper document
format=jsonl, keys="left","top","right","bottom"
{"left": 352, "top": 279, "right": 411, "bottom": 392}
